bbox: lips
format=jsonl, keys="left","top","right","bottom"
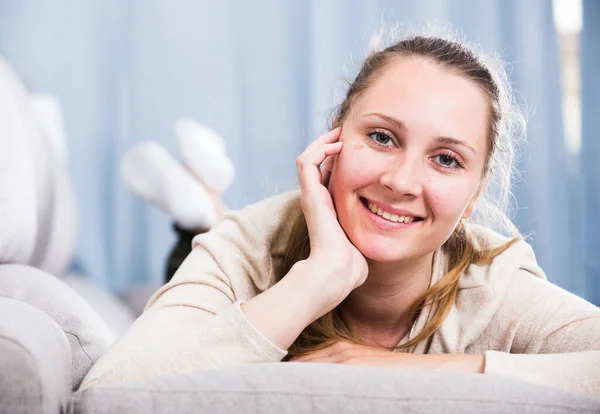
{"left": 359, "top": 197, "right": 424, "bottom": 224}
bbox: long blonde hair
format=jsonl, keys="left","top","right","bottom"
{"left": 279, "top": 28, "right": 526, "bottom": 357}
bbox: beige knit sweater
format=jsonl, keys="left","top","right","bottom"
{"left": 81, "top": 190, "right": 600, "bottom": 398}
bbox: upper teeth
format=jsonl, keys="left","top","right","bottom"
{"left": 367, "top": 201, "right": 415, "bottom": 223}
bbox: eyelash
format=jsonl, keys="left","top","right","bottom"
{"left": 366, "top": 130, "right": 465, "bottom": 170}
{"left": 435, "top": 150, "right": 465, "bottom": 169}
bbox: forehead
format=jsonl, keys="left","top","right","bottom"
{"left": 351, "top": 57, "right": 490, "bottom": 154}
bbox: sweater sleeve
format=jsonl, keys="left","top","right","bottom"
{"left": 79, "top": 198, "right": 291, "bottom": 389}
{"left": 483, "top": 269, "right": 600, "bottom": 398}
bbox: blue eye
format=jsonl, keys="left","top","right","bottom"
{"left": 438, "top": 154, "right": 456, "bottom": 167}
{"left": 433, "top": 153, "right": 464, "bottom": 169}
{"left": 367, "top": 131, "right": 394, "bottom": 146}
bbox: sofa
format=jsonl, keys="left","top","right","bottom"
{"left": 2, "top": 56, "right": 600, "bottom": 414}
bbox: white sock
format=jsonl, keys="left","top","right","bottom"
{"left": 174, "top": 119, "right": 235, "bottom": 193}
{"left": 120, "top": 141, "right": 218, "bottom": 230}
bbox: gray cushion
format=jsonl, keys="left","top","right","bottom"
{"left": 0, "top": 264, "right": 115, "bottom": 390}
{"left": 0, "top": 297, "right": 70, "bottom": 414}
{"left": 67, "top": 362, "right": 600, "bottom": 413}
{"left": 62, "top": 273, "right": 136, "bottom": 338}
{"left": 119, "top": 281, "right": 163, "bottom": 317}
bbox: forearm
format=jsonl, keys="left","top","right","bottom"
{"left": 484, "top": 350, "right": 600, "bottom": 398}
{"left": 82, "top": 300, "right": 290, "bottom": 389}
{"left": 390, "top": 353, "right": 485, "bottom": 374}
{"left": 241, "top": 261, "right": 331, "bottom": 350}
{"left": 422, "top": 354, "right": 485, "bottom": 374}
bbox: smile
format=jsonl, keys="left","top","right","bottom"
{"left": 359, "top": 197, "right": 424, "bottom": 226}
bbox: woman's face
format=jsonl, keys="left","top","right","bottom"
{"left": 329, "top": 57, "right": 490, "bottom": 263}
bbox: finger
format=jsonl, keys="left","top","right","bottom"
{"left": 304, "top": 128, "right": 342, "bottom": 165}
{"left": 299, "top": 130, "right": 341, "bottom": 171}
{"left": 288, "top": 343, "right": 341, "bottom": 363}
{"left": 288, "top": 352, "right": 325, "bottom": 363}
{"left": 320, "top": 155, "right": 335, "bottom": 186}
{"left": 321, "top": 154, "right": 334, "bottom": 173}
{"left": 296, "top": 128, "right": 342, "bottom": 195}
{"left": 321, "top": 168, "right": 331, "bottom": 187}
{"left": 304, "top": 127, "right": 342, "bottom": 154}
{"left": 289, "top": 351, "right": 323, "bottom": 362}
{"left": 297, "top": 141, "right": 342, "bottom": 199}
{"left": 292, "top": 354, "right": 347, "bottom": 364}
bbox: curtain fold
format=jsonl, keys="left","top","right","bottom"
{"left": 0, "top": 0, "right": 580, "bottom": 297}
{"left": 581, "top": 0, "right": 600, "bottom": 305}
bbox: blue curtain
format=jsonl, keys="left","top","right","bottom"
{"left": 582, "top": 0, "right": 600, "bottom": 305}
{"left": 0, "top": 0, "right": 582, "bottom": 298}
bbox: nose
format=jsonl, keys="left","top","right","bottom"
{"left": 379, "top": 153, "right": 424, "bottom": 197}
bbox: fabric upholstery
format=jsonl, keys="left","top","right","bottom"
{"left": 0, "top": 57, "right": 55, "bottom": 268}
{"left": 0, "top": 297, "right": 71, "bottom": 414}
{"left": 0, "top": 56, "right": 78, "bottom": 276}
{"left": 29, "top": 93, "right": 78, "bottom": 277}
{"left": 0, "top": 56, "right": 38, "bottom": 264}
{"left": 0, "top": 264, "right": 115, "bottom": 390}
{"left": 63, "top": 273, "right": 136, "bottom": 338}
{"left": 119, "top": 281, "right": 164, "bottom": 317}
{"left": 68, "top": 363, "right": 600, "bottom": 414}
{"left": 38, "top": 156, "right": 78, "bottom": 277}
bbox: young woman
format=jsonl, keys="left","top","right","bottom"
{"left": 81, "top": 32, "right": 600, "bottom": 397}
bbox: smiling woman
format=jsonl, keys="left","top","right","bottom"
{"left": 278, "top": 33, "right": 524, "bottom": 356}
{"left": 80, "top": 26, "right": 600, "bottom": 399}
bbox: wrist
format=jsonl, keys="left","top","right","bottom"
{"left": 288, "top": 259, "right": 348, "bottom": 316}
{"left": 241, "top": 262, "right": 330, "bottom": 350}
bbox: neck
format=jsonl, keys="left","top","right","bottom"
{"left": 340, "top": 252, "right": 434, "bottom": 347}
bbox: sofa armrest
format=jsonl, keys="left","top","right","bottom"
{"left": 0, "top": 264, "right": 115, "bottom": 390}
{"left": 68, "top": 362, "right": 600, "bottom": 414}
{"left": 0, "top": 297, "right": 71, "bottom": 414}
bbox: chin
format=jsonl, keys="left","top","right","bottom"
{"left": 360, "top": 250, "right": 406, "bottom": 263}
{"left": 349, "top": 231, "right": 411, "bottom": 263}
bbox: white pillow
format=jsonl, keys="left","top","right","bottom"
{"left": 0, "top": 56, "right": 38, "bottom": 264}
{"left": 38, "top": 159, "right": 78, "bottom": 276}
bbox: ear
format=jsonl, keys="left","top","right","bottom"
{"left": 462, "top": 171, "right": 492, "bottom": 219}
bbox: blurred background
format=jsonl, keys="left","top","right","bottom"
{"left": 0, "top": 0, "right": 598, "bottom": 304}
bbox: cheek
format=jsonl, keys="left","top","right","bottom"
{"left": 426, "top": 180, "right": 473, "bottom": 218}
{"left": 332, "top": 144, "right": 380, "bottom": 189}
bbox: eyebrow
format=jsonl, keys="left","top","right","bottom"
{"left": 363, "top": 112, "right": 477, "bottom": 155}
